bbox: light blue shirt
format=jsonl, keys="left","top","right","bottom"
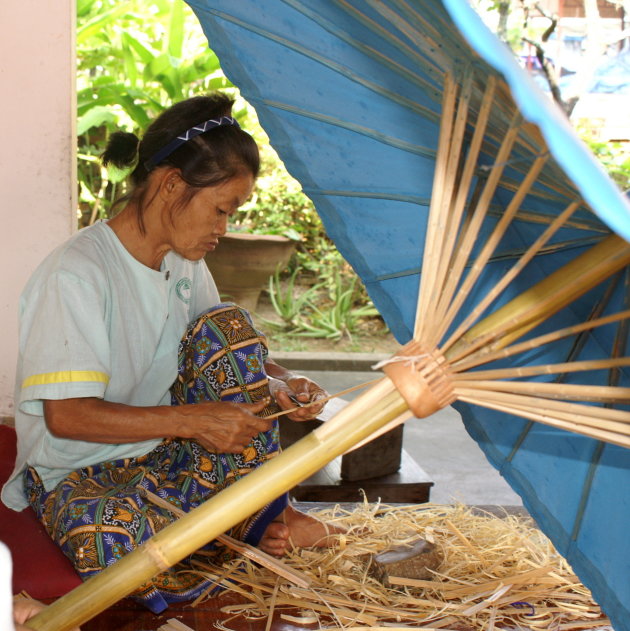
{"left": 2, "top": 222, "right": 219, "bottom": 510}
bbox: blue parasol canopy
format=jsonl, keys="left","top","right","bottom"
{"left": 186, "top": 1, "right": 630, "bottom": 628}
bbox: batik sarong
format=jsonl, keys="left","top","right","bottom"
{"left": 25, "top": 303, "right": 288, "bottom": 613}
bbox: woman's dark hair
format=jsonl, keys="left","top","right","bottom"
{"left": 101, "top": 93, "right": 260, "bottom": 231}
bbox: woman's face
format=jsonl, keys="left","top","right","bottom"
{"left": 167, "top": 172, "right": 254, "bottom": 261}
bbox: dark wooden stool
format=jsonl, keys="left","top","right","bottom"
{"left": 279, "top": 399, "right": 433, "bottom": 503}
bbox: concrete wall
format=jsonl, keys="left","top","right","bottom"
{"left": 0, "top": 1, "right": 76, "bottom": 416}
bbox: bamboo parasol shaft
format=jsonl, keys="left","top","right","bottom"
{"left": 27, "top": 378, "right": 408, "bottom": 631}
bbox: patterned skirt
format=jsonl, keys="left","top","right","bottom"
{"left": 25, "top": 304, "right": 288, "bottom": 613}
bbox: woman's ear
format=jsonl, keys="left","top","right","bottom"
{"left": 157, "top": 168, "right": 184, "bottom": 199}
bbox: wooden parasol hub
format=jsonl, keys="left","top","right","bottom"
{"left": 381, "top": 341, "right": 455, "bottom": 418}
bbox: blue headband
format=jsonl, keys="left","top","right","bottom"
{"left": 144, "top": 116, "right": 240, "bottom": 170}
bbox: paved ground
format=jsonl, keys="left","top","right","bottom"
{"left": 297, "top": 366, "right": 523, "bottom": 507}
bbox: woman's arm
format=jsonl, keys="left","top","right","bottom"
{"left": 43, "top": 397, "right": 272, "bottom": 454}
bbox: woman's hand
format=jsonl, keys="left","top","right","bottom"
{"left": 269, "top": 375, "right": 328, "bottom": 422}
{"left": 180, "top": 399, "right": 273, "bottom": 452}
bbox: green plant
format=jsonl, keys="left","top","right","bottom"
{"left": 294, "top": 270, "right": 380, "bottom": 341}
{"left": 575, "top": 122, "right": 630, "bottom": 193}
{"left": 76, "top": 0, "right": 256, "bottom": 227}
{"left": 264, "top": 267, "right": 320, "bottom": 329}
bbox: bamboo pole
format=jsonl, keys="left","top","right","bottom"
{"left": 446, "top": 234, "right": 630, "bottom": 363}
{"left": 27, "top": 378, "right": 408, "bottom": 631}
{"left": 140, "top": 490, "right": 312, "bottom": 588}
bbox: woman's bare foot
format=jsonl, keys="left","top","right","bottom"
{"left": 259, "top": 504, "right": 345, "bottom": 557}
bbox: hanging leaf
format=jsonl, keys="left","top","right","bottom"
{"left": 79, "top": 181, "right": 97, "bottom": 204}
{"left": 77, "top": 106, "right": 118, "bottom": 136}
{"left": 121, "top": 31, "right": 156, "bottom": 65}
{"left": 76, "top": 3, "right": 132, "bottom": 44}
{"left": 166, "top": 1, "right": 185, "bottom": 59}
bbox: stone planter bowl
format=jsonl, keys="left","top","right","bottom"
{"left": 204, "top": 232, "right": 296, "bottom": 312}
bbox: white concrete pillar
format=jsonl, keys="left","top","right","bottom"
{"left": 0, "top": 1, "right": 76, "bottom": 417}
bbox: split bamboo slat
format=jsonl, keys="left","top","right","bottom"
{"left": 27, "top": 36, "right": 630, "bottom": 631}
{"left": 140, "top": 489, "right": 313, "bottom": 588}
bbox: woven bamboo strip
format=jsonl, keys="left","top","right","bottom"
{"left": 452, "top": 309, "right": 630, "bottom": 372}
{"left": 455, "top": 357, "right": 630, "bottom": 381}
{"left": 27, "top": 378, "right": 409, "bottom": 631}
{"left": 414, "top": 73, "right": 458, "bottom": 340}
{"left": 434, "top": 153, "right": 548, "bottom": 344}
{"left": 445, "top": 234, "right": 630, "bottom": 364}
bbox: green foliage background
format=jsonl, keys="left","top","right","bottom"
{"left": 78, "top": 0, "right": 628, "bottom": 345}
{"left": 76, "top": 0, "right": 385, "bottom": 344}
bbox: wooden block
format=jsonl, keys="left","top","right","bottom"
{"left": 289, "top": 449, "right": 433, "bottom": 504}
{"left": 280, "top": 398, "right": 404, "bottom": 481}
{"left": 341, "top": 424, "right": 403, "bottom": 481}
{"left": 369, "top": 538, "right": 443, "bottom": 585}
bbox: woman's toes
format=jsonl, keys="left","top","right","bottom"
{"left": 259, "top": 521, "right": 290, "bottom": 556}
{"left": 264, "top": 521, "right": 290, "bottom": 539}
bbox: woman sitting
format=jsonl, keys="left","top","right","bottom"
{"left": 1, "top": 93, "right": 338, "bottom": 613}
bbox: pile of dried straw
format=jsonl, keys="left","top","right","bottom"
{"left": 191, "top": 502, "right": 610, "bottom": 631}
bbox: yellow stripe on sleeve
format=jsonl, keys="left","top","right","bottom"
{"left": 22, "top": 370, "right": 110, "bottom": 389}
